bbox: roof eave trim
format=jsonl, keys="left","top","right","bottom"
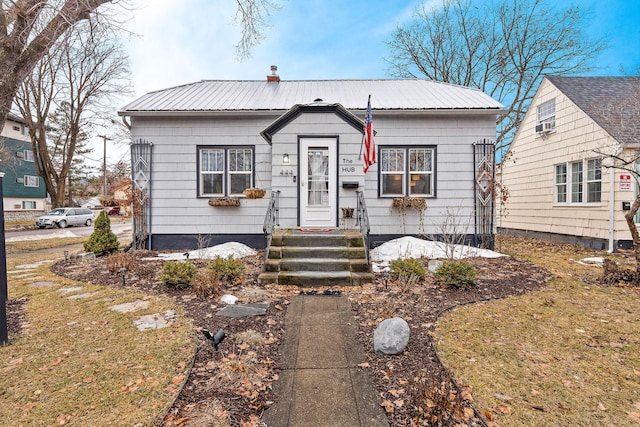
{"left": 260, "top": 103, "right": 365, "bottom": 145}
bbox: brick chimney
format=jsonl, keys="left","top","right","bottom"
{"left": 267, "top": 65, "right": 280, "bottom": 82}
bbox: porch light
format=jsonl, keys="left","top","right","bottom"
{"left": 282, "top": 153, "right": 290, "bottom": 164}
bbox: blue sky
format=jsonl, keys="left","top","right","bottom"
{"left": 101, "top": 0, "right": 639, "bottom": 164}
{"left": 122, "top": 0, "right": 639, "bottom": 99}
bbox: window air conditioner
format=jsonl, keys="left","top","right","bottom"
{"left": 535, "top": 123, "right": 543, "bottom": 133}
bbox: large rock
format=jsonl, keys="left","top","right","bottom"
{"left": 373, "top": 317, "right": 410, "bottom": 355}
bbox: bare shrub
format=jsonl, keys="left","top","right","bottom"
{"left": 408, "top": 369, "right": 470, "bottom": 426}
{"left": 104, "top": 252, "right": 135, "bottom": 273}
{"left": 192, "top": 269, "right": 224, "bottom": 298}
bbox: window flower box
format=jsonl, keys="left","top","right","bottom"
{"left": 209, "top": 197, "right": 241, "bottom": 207}
{"left": 392, "top": 196, "right": 427, "bottom": 210}
{"left": 242, "top": 188, "right": 266, "bottom": 199}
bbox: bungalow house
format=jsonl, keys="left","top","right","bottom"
{"left": 498, "top": 76, "right": 640, "bottom": 250}
{"left": 0, "top": 113, "right": 47, "bottom": 221}
{"left": 118, "top": 68, "right": 502, "bottom": 252}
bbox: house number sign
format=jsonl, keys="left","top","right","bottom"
{"left": 340, "top": 156, "right": 360, "bottom": 175}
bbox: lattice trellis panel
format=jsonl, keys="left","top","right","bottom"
{"left": 130, "top": 139, "right": 153, "bottom": 249}
{"left": 473, "top": 139, "right": 496, "bottom": 249}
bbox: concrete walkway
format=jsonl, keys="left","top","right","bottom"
{"left": 263, "top": 295, "right": 389, "bottom": 427}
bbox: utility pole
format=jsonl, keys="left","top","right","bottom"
{"left": 98, "top": 135, "right": 112, "bottom": 196}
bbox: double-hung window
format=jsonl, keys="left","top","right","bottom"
{"left": 554, "top": 158, "right": 601, "bottom": 204}
{"left": 199, "top": 146, "right": 253, "bottom": 197}
{"left": 24, "top": 175, "right": 39, "bottom": 187}
{"left": 537, "top": 99, "right": 556, "bottom": 130}
{"left": 586, "top": 158, "right": 602, "bottom": 203}
{"left": 380, "top": 146, "right": 435, "bottom": 197}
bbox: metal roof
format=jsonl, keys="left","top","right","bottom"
{"left": 119, "top": 79, "right": 503, "bottom": 113}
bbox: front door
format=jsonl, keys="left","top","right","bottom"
{"left": 300, "top": 138, "right": 337, "bottom": 227}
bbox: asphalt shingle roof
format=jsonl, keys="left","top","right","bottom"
{"left": 547, "top": 76, "right": 640, "bottom": 145}
{"left": 119, "top": 79, "right": 503, "bottom": 113}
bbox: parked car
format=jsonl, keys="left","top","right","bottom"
{"left": 36, "top": 207, "right": 94, "bottom": 229}
{"left": 106, "top": 206, "right": 120, "bottom": 215}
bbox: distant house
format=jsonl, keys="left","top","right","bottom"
{"left": 498, "top": 76, "right": 640, "bottom": 250}
{"left": 0, "top": 113, "right": 47, "bottom": 220}
{"left": 111, "top": 179, "right": 132, "bottom": 214}
{"left": 118, "top": 68, "right": 502, "bottom": 251}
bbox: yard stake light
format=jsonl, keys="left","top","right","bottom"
{"left": 119, "top": 267, "right": 127, "bottom": 286}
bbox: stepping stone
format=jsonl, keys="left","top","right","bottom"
{"left": 29, "top": 281, "right": 57, "bottom": 288}
{"left": 68, "top": 292, "right": 100, "bottom": 300}
{"left": 10, "top": 273, "right": 38, "bottom": 279}
{"left": 109, "top": 299, "right": 151, "bottom": 313}
{"left": 16, "top": 260, "right": 54, "bottom": 269}
{"left": 133, "top": 310, "right": 177, "bottom": 331}
{"left": 216, "top": 302, "right": 269, "bottom": 318}
{"left": 57, "top": 286, "right": 84, "bottom": 294}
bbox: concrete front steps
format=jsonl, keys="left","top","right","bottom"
{"left": 258, "top": 229, "right": 374, "bottom": 287}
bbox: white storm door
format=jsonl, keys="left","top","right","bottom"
{"left": 300, "top": 138, "right": 337, "bottom": 227}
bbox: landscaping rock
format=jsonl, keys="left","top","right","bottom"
{"left": 216, "top": 302, "right": 268, "bottom": 318}
{"left": 70, "top": 252, "right": 96, "bottom": 262}
{"left": 373, "top": 317, "right": 410, "bottom": 355}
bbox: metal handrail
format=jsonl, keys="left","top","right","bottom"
{"left": 262, "top": 190, "right": 280, "bottom": 267}
{"left": 355, "top": 190, "right": 371, "bottom": 265}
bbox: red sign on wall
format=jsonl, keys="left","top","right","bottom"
{"left": 620, "top": 174, "right": 632, "bottom": 191}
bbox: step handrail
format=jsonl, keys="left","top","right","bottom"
{"left": 355, "top": 190, "right": 370, "bottom": 265}
{"left": 263, "top": 190, "right": 280, "bottom": 268}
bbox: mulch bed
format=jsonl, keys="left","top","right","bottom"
{"left": 29, "top": 250, "right": 553, "bottom": 426}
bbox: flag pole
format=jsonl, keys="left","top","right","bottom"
{"left": 358, "top": 94, "right": 371, "bottom": 160}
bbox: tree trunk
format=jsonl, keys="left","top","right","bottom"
{"left": 624, "top": 194, "right": 640, "bottom": 274}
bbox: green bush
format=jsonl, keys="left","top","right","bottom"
{"left": 208, "top": 255, "right": 245, "bottom": 285}
{"left": 435, "top": 260, "right": 477, "bottom": 288}
{"left": 83, "top": 210, "right": 119, "bottom": 257}
{"left": 389, "top": 258, "right": 426, "bottom": 281}
{"left": 161, "top": 261, "right": 198, "bottom": 289}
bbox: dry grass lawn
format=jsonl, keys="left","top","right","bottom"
{"left": 435, "top": 236, "right": 640, "bottom": 426}
{"left": 0, "top": 251, "right": 196, "bottom": 426}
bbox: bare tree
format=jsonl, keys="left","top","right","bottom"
{"left": 0, "top": 0, "right": 123, "bottom": 133}
{"left": 386, "top": 0, "right": 607, "bottom": 149}
{"left": 15, "top": 17, "right": 130, "bottom": 207}
{"left": 234, "top": 0, "right": 281, "bottom": 59}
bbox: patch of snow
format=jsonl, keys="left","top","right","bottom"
{"left": 370, "top": 236, "right": 504, "bottom": 272}
{"left": 220, "top": 294, "right": 239, "bottom": 305}
{"left": 151, "top": 242, "right": 257, "bottom": 261}
{"left": 575, "top": 257, "right": 604, "bottom": 267}
{"left": 6, "top": 230, "right": 78, "bottom": 242}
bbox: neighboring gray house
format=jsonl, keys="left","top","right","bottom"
{"left": 118, "top": 69, "right": 502, "bottom": 251}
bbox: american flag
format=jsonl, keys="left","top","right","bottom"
{"left": 363, "top": 97, "right": 376, "bottom": 173}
